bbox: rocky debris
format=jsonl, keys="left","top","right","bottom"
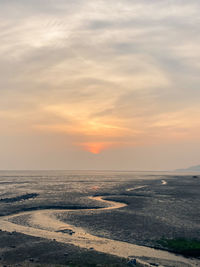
{"left": 128, "top": 258, "right": 137, "bottom": 265}
{"left": 56, "top": 229, "right": 75, "bottom": 235}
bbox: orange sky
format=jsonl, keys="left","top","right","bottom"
{"left": 0, "top": 0, "right": 200, "bottom": 170}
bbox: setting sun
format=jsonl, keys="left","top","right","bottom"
{"left": 78, "top": 142, "right": 111, "bottom": 154}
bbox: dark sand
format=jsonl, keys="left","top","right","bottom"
{"left": 0, "top": 171, "right": 199, "bottom": 266}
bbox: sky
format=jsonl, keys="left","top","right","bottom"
{"left": 1, "top": 0, "right": 200, "bottom": 171}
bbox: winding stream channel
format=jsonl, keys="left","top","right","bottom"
{"left": 0, "top": 187, "right": 199, "bottom": 267}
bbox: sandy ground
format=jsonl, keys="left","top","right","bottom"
{"left": 0, "top": 172, "right": 199, "bottom": 266}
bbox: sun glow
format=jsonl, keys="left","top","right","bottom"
{"left": 79, "top": 142, "right": 112, "bottom": 154}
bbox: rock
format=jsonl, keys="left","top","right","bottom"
{"left": 56, "top": 229, "right": 75, "bottom": 235}
{"left": 128, "top": 258, "right": 137, "bottom": 266}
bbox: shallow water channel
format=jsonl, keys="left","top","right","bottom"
{"left": 0, "top": 190, "right": 199, "bottom": 267}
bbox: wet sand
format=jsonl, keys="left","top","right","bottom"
{"left": 0, "top": 193, "right": 199, "bottom": 267}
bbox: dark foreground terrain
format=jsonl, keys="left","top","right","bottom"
{"left": 0, "top": 230, "right": 128, "bottom": 267}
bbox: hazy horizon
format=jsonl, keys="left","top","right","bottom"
{"left": 1, "top": 0, "right": 200, "bottom": 171}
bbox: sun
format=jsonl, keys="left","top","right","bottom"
{"left": 78, "top": 142, "right": 110, "bottom": 154}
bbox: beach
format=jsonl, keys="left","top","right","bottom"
{"left": 0, "top": 171, "right": 199, "bottom": 266}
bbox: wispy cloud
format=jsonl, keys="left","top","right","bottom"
{"left": 1, "top": 0, "right": 200, "bottom": 168}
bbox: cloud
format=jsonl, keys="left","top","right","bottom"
{"left": 1, "top": 0, "right": 200, "bottom": 162}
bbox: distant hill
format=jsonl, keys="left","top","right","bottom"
{"left": 175, "top": 165, "right": 200, "bottom": 172}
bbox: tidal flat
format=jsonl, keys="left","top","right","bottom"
{"left": 0, "top": 171, "right": 199, "bottom": 267}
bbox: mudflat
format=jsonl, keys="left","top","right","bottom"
{"left": 0, "top": 171, "right": 199, "bottom": 266}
